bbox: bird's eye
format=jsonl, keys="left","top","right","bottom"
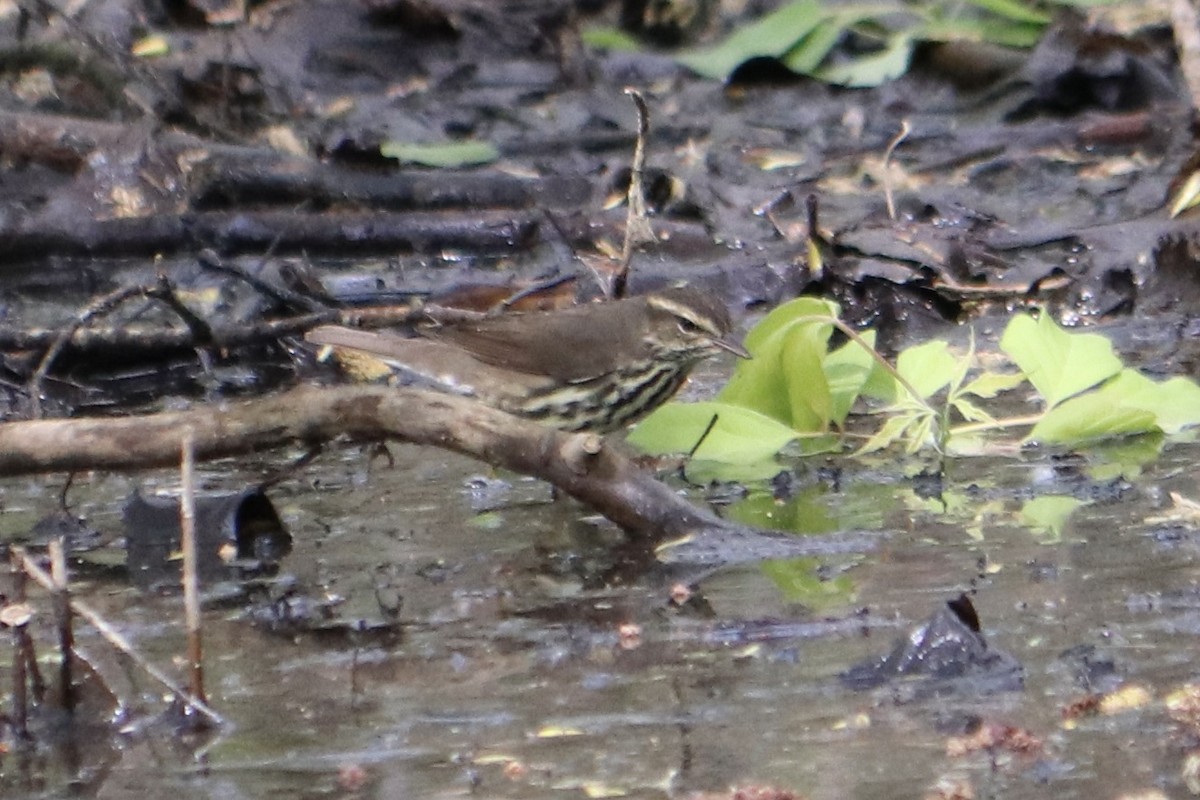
{"left": 677, "top": 318, "right": 702, "bottom": 334}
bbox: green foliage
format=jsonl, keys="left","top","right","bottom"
{"left": 1020, "top": 495, "right": 1084, "bottom": 542}
{"left": 760, "top": 558, "right": 857, "bottom": 608}
{"left": 379, "top": 140, "right": 499, "bottom": 167}
{"left": 675, "top": 0, "right": 827, "bottom": 79}
{"left": 626, "top": 402, "right": 800, "bottom": 465}
{"left": 586, "top": 0, "right": 1088, "bottom": 87}
{"left": 630, "top": 304, "right": 1200, "bottom": 470}
{"left": 999, "top": 313, "right": 1121, "bottom": 407}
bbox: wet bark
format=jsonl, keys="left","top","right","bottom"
{"left": 0, "top": 385, "right": 857, "bottom": 558}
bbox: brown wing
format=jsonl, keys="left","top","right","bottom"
{"left": 425, "top": 300, "right": 648, "bottom": 382}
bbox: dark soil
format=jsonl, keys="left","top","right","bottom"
{"left": 3, "top": 2, "right": 1200, "bottom": 798}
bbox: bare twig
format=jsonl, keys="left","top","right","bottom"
{"left": 48, "top": 538, "right": 74, "bottom": 714}
{"left": 144, "top": 275, "right": 215, "bottom": 344}
{"left": 28, "top": 283, "right": 151, "bottom": 417}
{"left": 12, "top": 547, "right": 225, "bottom": 727}
{"left": 805, "top": 193, "right": 825, "bottom": 280}
{"left": 613, "top": 88, "right": 656, "bottom": 299}
{"left": 882, "top": 120, "right": 911, "bottom": 222}
{"left": 0, "top": 310, "right": 343, "bottom": 354}
{"left": 492, "top": 274, "right": 579, "bottom": 314}
{"left": 197, "top": 249, "right": 333, "bottom": 314}
{"left": 27, "top": 276, "right": 217, "bottom": 418}
{"left": 179, "top": 431, "right": 208, "bottom": 709}
{"left": 9, "top": 559, "right": 30, "bottom": 740}
{"left": 57, "top": 471, "right": 75, "bottom": 512}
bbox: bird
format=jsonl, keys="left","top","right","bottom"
{"left": 306, "top": 285, "right": 749, "bottom": 433}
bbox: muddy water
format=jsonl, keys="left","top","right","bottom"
{"left": 5, "top": 431, "right": 1200, "bottom": 798}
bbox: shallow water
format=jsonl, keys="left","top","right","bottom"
{"left": 5, "top": 427, "right": 1200, "bottom": 799}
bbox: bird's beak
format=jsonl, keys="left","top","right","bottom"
{"left": 712, "top": 335, "right": 751, "bottom": 359}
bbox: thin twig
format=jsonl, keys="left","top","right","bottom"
{"left": 949, "top": 414, "right": 1045, "bottom": 436}
{"left": 677, "top": 411, "right": 721, "bottom": 484}
{"left": 145, "top": 274, "right": 215, "bottom": 344}
{"left": 492, "top": 274, "right": 579, "bottom": 314}
{"left": 257, "top": 445, "right": 323, "bottom": 491}
{"left": 787, "top": 314, "right": 932, "bottom": 415}
{"left": 12, "top": 547, "right": 226, "bottom": 727}
{"left": 57, "top": 471, "right": 75, "bottom": 512}
{"left": 197, "top": 248, "right": 333, "bottom": 314}
{"left": 686, "top": 412, "right": 721, "bottom": 461}
{"left": 49, "top": 538, "right": 74, "bottom": 714}
{"left": 179, "top": 430, "right": 207, "bottom": 708}
{"left": 28, "top": 276, "right": 213, "bottom": 418}
{"left": 805, "top": 193, "right": 824, "bottom": 280}
{"left": 28, "top": 283, "right": 150, "bottom": 417}
{"left": 882, "top": 120, "right": 910, "bottom": 222}
{"left": 613, "top": 87, "right": 655, "bottom": 299}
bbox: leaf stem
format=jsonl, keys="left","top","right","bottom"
{"left": 786, "top": 314, "right": 934, "bottom": 415}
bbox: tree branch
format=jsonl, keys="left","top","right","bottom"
{"left": 0, "top": 385, "right": 871, "bottom": 562}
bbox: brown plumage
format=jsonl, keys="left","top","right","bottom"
{"left": 306, "top": 286, "right": 748, "bottom": 432}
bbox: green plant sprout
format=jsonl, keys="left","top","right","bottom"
{"left": 583, "top": 0, "right": 1119, "bottom": 88}
{"left": 628, "top": 298, "right": 1200, "bottom": 471}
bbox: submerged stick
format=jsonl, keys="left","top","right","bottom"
{"left": 8, "top": 559, "right": 29, "bottom": 740}
{"left": 48, "top": 539, "right": 74, "bottom": 714}
{"left": 179, "top": 431, "right": 208, "bottom": 708}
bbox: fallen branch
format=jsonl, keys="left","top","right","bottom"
{"left": 0, "top": 385, "right": 867, "bottom": 559}
{"left": 0, "top": 210, "right": 540, "bottom": 264}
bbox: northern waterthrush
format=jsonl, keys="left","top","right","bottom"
{"left": 306, "top": 286, "right": 749, "bottom": 433}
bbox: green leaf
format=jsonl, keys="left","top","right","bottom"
{"left": 581, "top": 25, "right": 642, "bottom": 51}
{"left": 689, "top": 435, "right": 839, "bottom": 482}
{"left": 628, "top": 401, "right": 798, "bottom": 463}
{"left": 781, "top": 18, "right": 844, "bottom": 74}
{"left": 761, "top": 557, "right": 856, "bottom": 608}
{"left": 905, "top": 413, "right": 937, "bottom": 454}
{"left": 1028, "top": 386, "right": 1158, "bottom": 445}
{"left": 380, "top": 140, "right": 499, "bottom": 167}
{"left": 1027, "top": 367, "right": 1200, "bottom": 446}
{"left": 999, "top": 313, "right": 1122, "bottom": 408}
{"left": 719, "top": 297, "right": 836, "bottom": 427}
{"left": 676, "top": 0, "right": 826, "bottom": 79}
{"left": 895, "top": 339, "right": 958, "bottom": 399}
{"left": 1102, "top": 370, "right": 1200, "bottom": 435}
{"left": 730, "top": 489, "right": 837, "bottom": 533}
{"left": 1088, "top": 433, "right": 1164, "bottom": 481}
{"left": 961, "top": 0, "right": 1051, "bottom": 24}
{"left": 824, "top": 330, "right": 877, "bottom": 425}
{"left": 961, "top": 370, "right": 1025, "bottom": 398}
{"left": 1021, "top": 495, "right": 1085, "bottom": 542}
{"left": 784, "top": 4, "right": 907, "bottom": 75}
{"left": 743, "top": 296, "right": 838, "bottom": 353}
{"left": 783, "top": 323, "right": 833, "bottom": 430}
{"left": 950, "top": 396, "right": 994, "bottom": 424}
{"left": 818, "top": 34, "right": 914, "bottom": 88}
{"left": 861, "top": 351, "right": 900, "bottom": 401}
{"left": 857, "top": 413, "right": 914, "bottom": 454}
{"left": 919, "top": 17, "right": 1045, "bottom": 47}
